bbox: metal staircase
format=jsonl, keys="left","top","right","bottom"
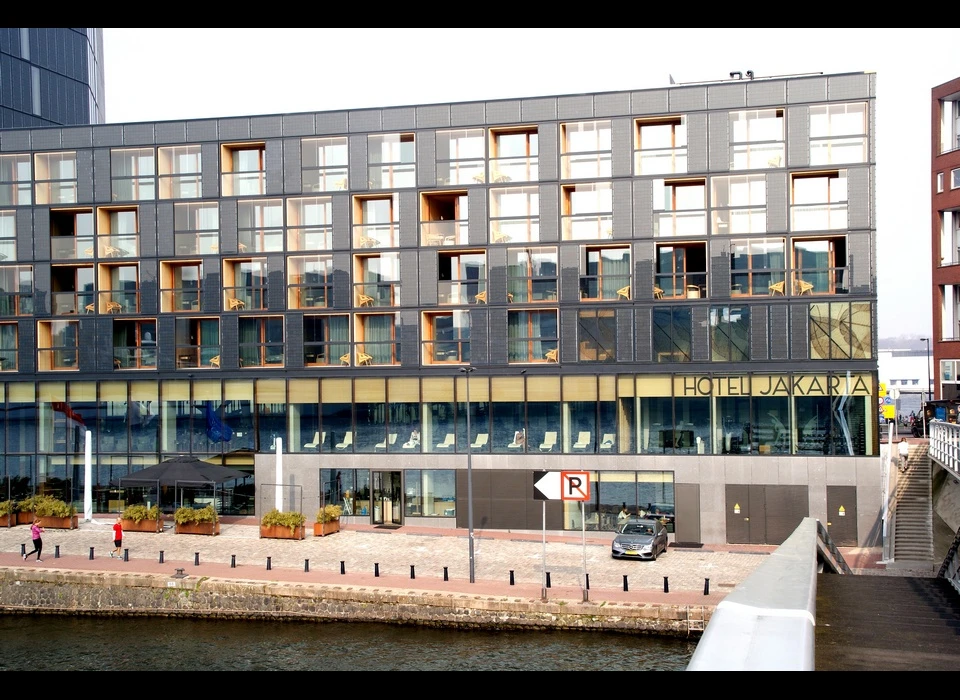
{"left": 892, "top": 442, "right": 935, "bottom": 569}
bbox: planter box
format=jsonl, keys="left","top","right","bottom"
{"left": 313, "top": 520, "right": 341, "bottom": 537}
{"left": 17, "top": 512, "right": 34, "bottom": 525}
{"left": 0, "top": 514, "right": 15, "bottom": 527}
{"left": 121, "top": 518, "right": 164, "bottom": 533}
{"left": 260, "top": 524, "right": 305, "bottom": 540}
{"left": 37, "top": 515, "right": 78, "bottom": 530}
{"left": 175, "top": 521, "right": 220, "bottom": 536}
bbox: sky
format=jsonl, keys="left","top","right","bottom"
{"left": 101, "top": 28, "right": 956, "bottom": 340}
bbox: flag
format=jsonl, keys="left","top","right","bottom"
{"left": 204, "top": 401, "right": 233, "bottom": 443}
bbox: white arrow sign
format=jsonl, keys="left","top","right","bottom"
{"left": 533, "top": 471, "right": 562, "bottom": 500}
{"left": 533, "top": 471, "right": 591, "bottom": 501}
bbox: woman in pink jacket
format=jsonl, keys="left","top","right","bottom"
{"left": 23, "top": 518, "right": 44, "bottom": 562}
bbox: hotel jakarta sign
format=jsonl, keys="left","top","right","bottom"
{"left": 666, "top": 373, "right": 874, "bottom": 398}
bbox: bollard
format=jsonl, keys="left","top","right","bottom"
{"left": 20, "top": 543, "right": 25, "bottom": 556}
{"left": 123, "top": 548, "right": 129, "bottom": 562}
{"left": 340, "top": 560, "right": 345, "bottom": 575}
{"left": 663, "top": 576, "right": 669, "bottom": 593}
{"left": 623, "top": 574, "right": 629, "bottom": 592}
{"left": 510, "top": 570, "right": 515, "bottom": 586}
{"left": 374, "top": 563, "right": 380, "bottom": 577}
{"left": 89, "top": 547, "right": 95, "bottom": 560}
{"left": 231, "top": 554, "right": 236, "bottom": 568}
{"left": 55, "top": 545, "right": 60, "bottom": 559}
{"left": 546, "top": 572, "right": 551, "bottom": 588}
{"left": 194, "top": 552, "right": 200, "bottom": 566}
{"left": 443, "top": 566, "right": 449, "bottom": 582}
{"left": 304, "top": 559, "right": 309, "bottom": 573}
{"left": 159, "top": 550, "right": 164, "bottom": 564}
{"left": 704, "top": 578, "right": 710, "bottom": 596}
{"left": 266, "top": 556, "right": 272, "bottom": 571}
{"left": 585, "top": 573, "right": 590, "bottom": 590}
{"left": 410, "top": 565, "right": 415, "bottom": 580}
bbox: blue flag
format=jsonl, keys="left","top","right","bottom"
{"left": 205, "top": 401, "right": 233, "bottom": 443}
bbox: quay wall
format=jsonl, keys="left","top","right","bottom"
{"left": 0, "top": 569, "right": 709, "bottom": 637}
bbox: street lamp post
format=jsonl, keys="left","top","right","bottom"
{"left": 921, "top": 337, "right": 932, "bottom": 437}
{"left": 459, "top": 366, "right": 476, "bottom": 583}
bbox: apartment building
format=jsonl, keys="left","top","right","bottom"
{"left": 0, "top": 70, "right": 879, "bottom": 545}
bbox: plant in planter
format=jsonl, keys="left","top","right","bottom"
{"left": 120, "top": 504, "right": 163, "bottom": 533}
{"left": 19, "top": 495, "right": 77, "bottom": 529}
{"left": 260, "top": 509, "right": 306, "bottom": 539}
{"left": 313, "top": 504, "right": 342, "bottom": 537}
{"left": 0, "top": 499, "right": 15, "bottom": 527}
{"left": 173, "top": 504, "right": 220, "bottom": 535}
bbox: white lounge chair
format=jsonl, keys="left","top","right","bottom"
{"left": 303, "top": 431, "right": 324, "bottom": 449}
{"left": 435, "top": 433, "right": 455, "bottom": 450}
{"left": 470, "top": 433, "right": 489, "bottom": 450}
{"left": 402, "top": 430, "right": 421, "bottom": 449}
{"left": 375, "top": 433, "right": 398, "bottom": 451}
{"left": 508, "top": 429, "right": 525, "bottom": 449}
{"left": 335, "top": 432, "right": 353, "bottom": 450}
{"left": 573, "top": 431, "right": 592, "bottom": 450}
{"left": 539, "top": 431, "right": 557, "bottom": 452}
{"left": 599, "top": 433, "right": 615, "bottom": 450}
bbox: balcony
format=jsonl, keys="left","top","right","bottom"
{"left": 421, "top": 220, "right": 468, "bottom": 247}
{"left": 176, "top": 346, "right": 221, "bottom": 369}
{"left": 223, "top": 287, "right": 265, "bottom": 311}
{"left": 175, "top": 232, "right": 220, "bottom": 256}
{"left": 98, "top": 235, "right": 139, "bottom": 258}
{"left": 563, "top": 215, "right": 613, "bottom": 241}
{"left": 655, "top": 273, "right": 708, "bottom": 300}
{"left": 367, "top": 164, "right": 415, "bottom": 190}
{"left": 238, "top": 229, "right": 283, "bottom": 254}
{"left": 731, "top": 272, "right": 786, "bottom": 297}
{"left": 790, "top": 203, "right": 848, "bottom": 232}
{"left": 51, "top": 291, "right": 95, "bottom": 316}
{"left": 51, "top": 235, "right": 95, "bottom": 261}
{"left": 287, "top": 227, "right": 332, "bottom": 252}
{"left": 302, "top": 167, "right": 349, "bottom": 193}
{"left": 221, "top": 171, "right": 265, "bottom": 197}
{"left": 437, "top": 161, "right": 485, "bottom": 187}
{"left": 791, "top": 268, "right": 849, "bottom": 296}
{"left": 438, "top": 280, "right": 483, "bottom": 305}
{"left": 489, "top": 219, "right": 539, "bottom": 244}
{"left": 353, "top": 222, "right": 398, "bottom": 249}
{"left": 161, "top": 288, "right": 201, "bottom": 312}
{"left": 579, "top": 275, "right": 631, "bottom": 301}
{"left": 113, "top": 345, "right": 157, "bottom": 370}
{"left": 488, "top": 156, "right": 538, "bottom": 183}
{"left": 353, "top": 281, "right": 400, "bottom": 307}
{"left": 655, "top": 211, "right": 707, "bottom": 237}
{"left": 290, "top": 285, "right": 329, "bottom": 309}
{"left": 635, "top": 148, "right": 687, "bottom": 175}
{"left": 97, "top": 290, "right": 140, "bottom": 314}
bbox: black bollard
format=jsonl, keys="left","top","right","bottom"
{"left": 374, "top": 563, "right": 380, "bottom": 577}
{"left": 159, "top": 550, "right": 164, "bottom": 564}
{"left": 123, "top": 548, "right": 129, "bottom": 562}
{"left": 340, "top": 560, "right": 345, "bottom": 575}
{"left": 89, "top": 546, "right": 95, "bottom": 560}
{"left": 410, "top": 565, "right": 415, "bottom": 580}
{"left": 546, "top": 572, "right": 551, "bottom": 588}
{"left": 704, "top": 578, "right": 710, "bottom": 596}
{"left": 20, "top": 543, "right": 25, "bottom": 556}
{"left": 585, "top": 573, "right": 590, "bottom": 590}
{"left": 304, "top": 559, "right": 309, "bottom": 573}
{"left": 510, "top": 570, "right": 515, "bottom": 586}
{"left": 194, "top": 552, "right": 200, "bottom": 566}
{"left": 443, "top": 566, "right": 449, "bottom": 582}
{"left": 663, "top": 576, "right": 669, "bottom": 593}
{"left": 55, "top": 545, "right": 60, "bottom": 559}
{"left": 266, "top": 556, "right": 272, "bottom": 571}
{"left": 231, "top": 554, "right": 236, "bottom": 568}
{"left": 623, "top": 574, "right": 629, "bottom": 592}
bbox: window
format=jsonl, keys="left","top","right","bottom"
{"left": 489, "top": 127, "right": 538, "bottom": 183}
{"left": 175, "top": 318, "right": 220, "bottom": 369}
{"left": 174, "top": 202, "right": 219, "bottom": 255}
{"left": 301, "top": 137, "right": 348, "bottom": 192}
{"left": 490, "top": 186, "right": 539, "bottom": 243}
{"left": 710, "top": 306, "right": 750, "bottom": 361}
{"left": 158, "top": 145, "right": 202, "bottom": 199}
{"left": 438, "top": 251, "right": 485, "bottom": 304}
{"left": 49, "top": 209, "right": 94, "bottom": 260}
{"left": 113, "top": 320, "right": 156, "bottom": 369}
{"left": 96, "top": 207, "right": 139, "bottom": 258}
{"left": 97, "top": 262, "right": 139, "bottom": 314}
{"left": 287, "top": 197, "right": 332, "bottom": 251}
{"left": 635, "top": 117, "right": 687, "bottom": 175}
{"left": 423, "top": 311, "right": 471, "bottom": 364}
{"left": 110, "top": 148, "right": 156, "bottom": 202}
{"left": 0, "top": 210, "right": 16, "bottom": 262}
{"left": 654, "top": 179, "right": 706, "bottom": 237}
{"left": 34, "top": 151, "right": 77, "bottom": 205}
{"left": 288, "top": 255, "right": 332, "bottom": 309}
{"left": 0, "top": 322, "right": 17, "bottom": 370}
{"left": 436, "top": 129, "right": 485, "bottom": 186}
{"left": 368, "top": 133, "right": 415, "bottom": 189}
{"left": 50, "top": 264, "right": 93, "bottom": 315}
{"left": 809, "top": 301, "right": 871, "bottom": 360}
{"left": 221, "top": 143, "right": 265, "bottom": 197}
{"left": 239, "top": 316, "right": 284, "bottom": 367}
{"left": 578, "top": 309, "right": 616, "bottom": 362}
{"left": 238, "top": 199, "right": 283, "bottom": 253}
{"left": 507, "top": 309, "right": 558, "bottom": 363}
{"left": 561, "top": 120, "right": 611, "bottom": 179}
{"left": 711, "top": 174, "right": 766, "bottom": 234}
{"left": 222, "top": 258, "right": 266, "bottom": 311}
{"left": 303, "top": 314, "right": 349, "bottom": 366}
{"left": 421, "top": 191, "right": 468, "bottom": 246}
{"left": 562, "top": 182, "right": 612, "bottom": 240}
{"left": 730, "top": 109, "right": 784, "bottom": 169}
{"left": 809, "top": 102, "right": 867, "bottom": 165}
{"left": 354, "top": 253, "right": 400, "bottom": 307}
{"left": 655, "top": 243, "right": 707, "bottom": 299}
{"left": 159, "top": 261, "right": 202, "bottom": 312}
{"left": 0, "top": 266, "right": 33, "bottom": 316}
{"left": 0, "top": 154, "right": 31, "bottom": 206}
{"left": 580, "top": 246, "right": 630, "bottom": 300}
{"left": 792, "top": 236, "right": 848, "bottom": 295}
{"left": 730, "top": 238, "right": 785, "bottom": 296}
{"left": 37, "top": 320, "right": 78, "bottom": 370}
{"left": 652, "top": 307, "right": 692, "bottom": 363}
{"left": 791, "top": 171, "right": 847, "bottom": 231}
{"left": 507, "top": 246, "right": 557, "bottom": 303}
{"left": 355, "top": 313, "right": 401, "bottom": 365}
{"left": 938, "top": 172, "right": 944, "bottom": 193}
{"left": 953, "top": 168, "right": 960, "bottom": 190}
{"left": 353, "top": 194, "right": 399, "bottom": 249}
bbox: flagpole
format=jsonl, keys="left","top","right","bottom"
{"left": 83, "top": 430, "right": 92, "bottom": 522}
{"left": 275, "top": 438, "right": 283, "bottom": 511}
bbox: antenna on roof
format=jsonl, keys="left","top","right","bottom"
{"left": 668, "top": 74, "right": 676, "bottom": 85}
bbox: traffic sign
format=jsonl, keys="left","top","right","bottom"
{"left": 533, "top": 471, "right": 591, "bottom": 501}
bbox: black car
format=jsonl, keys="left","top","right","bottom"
{"left": 611, "top": 518, "right": 668, "bottom": 560}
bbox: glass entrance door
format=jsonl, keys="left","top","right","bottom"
{"left": 371, "top": 470, "right": 402, "bottom": 526}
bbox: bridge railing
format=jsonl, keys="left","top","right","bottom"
{"left": 929, "top": 421, "right": 960, "bottom": 479}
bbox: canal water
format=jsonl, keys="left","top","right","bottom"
{"left": 0, "top": 615, "right": 696, "bottom": 671}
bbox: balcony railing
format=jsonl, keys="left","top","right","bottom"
{"left": 97, "top": 290, "right": 140, "bottom": 314}
{"left": 507, "top": 279, "right": 558, "bottom": 303}
{"left": 421, "top": 220, "right": 468, "bottom": 246}
{"left": 488, "top": 156, "right": 538, "bottom": 183}
{"left": 38, "top": 347, "right": 78, "bottom": 370}
{"left": 713, "top": 208, "right": 767, "bottom": 235}
{"left": 0, "top": 292, "right": 33, "bottom": 316}
{"left": 367, "top": 164, "right": 416, "bottom": 189}
{"left": 353, "top": 222, "right": 398, "bottom": 249}
{"left": 238, "top": 229, "right": 283, "bottom": 253}
{"left": 51, "top": 235, "right": 95, "bottom": 260}
{"left": 354, "top": 342, "right": 400, "bottom": 366}
{"left": 290, "top": 285, "right": 330, "bottom": 308}
{"left": 223, "top": 287, "right": 265, "bottom": 311}
{"left": 287, "top": 227, "right": 332, "bottom": 251}
{"left": 159, "top": 174, "right": 202, "bottom": 200}
{"left": 489, "top": 219, "right": 539, "bottom": 244}
{"left": 0, "top": 348, "right": 16, "bottom": 370}
{"left": 175, "top": 232, "right": 220, "bottom": 255}
{"left": 222, "top": 171, "right": 265, "bottom": 197}
{"left": 438, "top": 280, "right": 483, "bottom": 305}
{"left": 51, "top": 291, "right": 95, "bottom": 315}
{"left": 730, "top": 143, "right": 784, "bottom": 170}
{"left": 792, "top": 267, "right": 850, "bottom": 295}
{"left": 98, "top": 235, "right": 139, "bottom": 258}
{"left": 354, "top": 281, "right": 400, "bottom": 307}
{"left": 176, "top": 345, "right": 221, "bottom": 369}
{"left": 655, "top": 273, "right": 708, "bottom": 299}
{"left": 113, "top": 344, "right": 157, "bottom": 369}
{"left": 655, "top": 211, "right": 707, "bottom": 237}
{"left": 304, "top": 342, "right": 350, "bottom": 367}
{"left": 731, "top": 272, "right": 786, "bottom": 296}
{"left": 437, "top": 161, "right": 485, "bottom": 186}
{"left": 424, "top": 340, "right": 470, "bottom": 364}
{"left": 561, "top": 153, "right": 612, "bottom": 179}
{"left": 579, "top": 274, "right": 631, "bottom": 301}
{"left": 160, "top": 288, "right": 201, "bottom": 312}
{"left": 302, "top": 167, "right": 349, "bottom": 192}
{"left": 635, "top": 148, "right": 687, "bottom": 175}
{"left": 563, "top": 214, "right": 613, "bottom": 241}
{"left": 790, "top": 203, "right": 848, "bottom": 231}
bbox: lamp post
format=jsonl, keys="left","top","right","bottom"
{"left": 921, "top": 337, "right": 932, "bottom": 437}
{"left": 459, "top": 366, "right": 476, "bottom": 583}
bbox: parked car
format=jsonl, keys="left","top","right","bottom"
{"left": 611, "top": 518, "right": 668, "bottom": 560}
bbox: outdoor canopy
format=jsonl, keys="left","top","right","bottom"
{"left": 114, "top": 455, "right": 249, "bottom": 487}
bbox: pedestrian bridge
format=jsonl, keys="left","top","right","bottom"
{"left": 687, "top": 516, "right": 960, "bottom": 671}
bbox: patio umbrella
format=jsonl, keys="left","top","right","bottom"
{"left": 114, "top": 455, "right": 248, "bottom": 487}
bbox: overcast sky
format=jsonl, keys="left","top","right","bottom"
{"left": 102, "top": 28, "right": 956, "bottom": 339}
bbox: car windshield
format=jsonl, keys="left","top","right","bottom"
{"left": 620, "top": 523, "right": 655, "bottom": 535}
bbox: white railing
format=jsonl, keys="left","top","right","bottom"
{"left": 929, "top": 421, "right": 960, "bottom": 480}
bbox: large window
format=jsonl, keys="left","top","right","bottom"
{"left": 730, "top": 109, "right": 784, "bottom": 169}
{"left": 561, "top": 120, "right": 611, "bottom": 179}
{"left": 652, "top": 307, "right": 691, "bottom": 363}
{"left": 158, "top": 145, "right": 202, "bottom": 199}
{"left": 489, "top": 127, "right": 538, "bottom": 183}
{"left": 239, "top": 316, "right": 284, "bottom": 367}
{"left": 111, "top": 148, "right": 156, "bottom": 202}
{"left": 354, "top": 253, "right": 400, "bottom": 308}
{"left": 490, "top": 186, "right": 539, "bottom": 244}
{"left": 578, "top": 309, "right": 616, "bottom": 362}
{"left": 287, "top": 196, "right": 332, "bottom": 251}
{"left": 221, "top": 143, "right": 265, "bottom": 197}
{"left": 0, "top": 322, "right": 17, "bottom": 370}
{"left": 421, "top": 192, "right": 468, "bottom": 246}
{"left": 438, "top": 251, "right": 484, "bottom": 305}
{"left": 562, "top": 182, "right": 612, "bottom": 240}
{"left": 223, "top": 258, "right": 266, "bottom": 311}
{"left": 810, "top": 102, "right": 868, "bottom": 165}
{"left": 174, "top": 202, "right": 219, "bottom": 255}
{"left": 303, "top": 314, "right": 349, "bottom": 367}
{"left": 112, "top": 320, "right": 157, "bottom": 370}
{"left": 711, "top": 174, "right": 766, "bottom": 235}
{"left": 301, "top": 137, "right": 348, "bottom": 192}
{"left": 97, "top": 207, "right": 139, "bottom": 259}
{"left": 238, "top": 199, "right": 283, "bottom": 253}
{"left": 507, "top": 247, "right": 557, "bottom": 303}
{"left": 730, "top": 238, "right": 785, "bottom": 296}
{"left": 654, "top": 179, "right": 706, "bottom": 237}
{"left": 160, "top": 261, "right": 201, "bottom": 313}
{"left": 353, "top": 195, "right": 399, "bottom": 249}
{"left": 791, "top": 171, "right": 847, "bottom": 231}
{"left": 655, "top": 243, "right": 707, "bottom": 300}
{"left": 710, "top": 306, "right": 750, "bottom": 361}
{"left": 288, "top": 255, "right": 332, "bottom": 309}
{"left": 436, "top": 129, "right": 485, "bottom": 186}
{"left": 792, "top": 236, "right": 848, "bottom": 295}
{"left": 0, "top": 154, "right": 31, "bottom": 206}
{"left": 355, "top": 313, "right": 401, "bottom": 366}
{"left": 581, "top": 246, "right": 630, "bottom": 301}
{"left": 37, "top": 320, "right": 78, "bottom": 370}
{"left": 423, "top": 311, "right": 470, "bottom": 364}
{"left": 809, "top": 301, "right": 871, "bottom": 360}
{"left": 34, "top": 151, "right": 77, "bottom": 205}
{"left": 368, "top": 133, "right": 415, "bottom": 189}
{"left": 175, "top": 318, "right": 220, "bottom": 369}
{"left": 403, "top": 469, "right": 456, "bottom": 518}
{"left": 635, "top": 117, "right": 686, "bottom": 175}
{"left": 0, "top": 265, "right": 32, "bottom": 316}
{"left": 507, "top": 310, "right": 558, "bottom": 363}
{"left": 0, "top": 210, "right": 16, "bottom": 262}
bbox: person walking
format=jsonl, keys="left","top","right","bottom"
{"left": 23, "top": 517, "right": 44, "bottom": 562}
{"left": 898, "top": 438, "right": 910, "bottom": 473}
{"left": 110, "top": 516, "right": 123, "bottom": 558}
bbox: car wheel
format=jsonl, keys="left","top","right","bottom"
{"left": 651, "top": 548, "right": 657, "bottom": 561}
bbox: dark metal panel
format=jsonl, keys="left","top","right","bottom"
{"left": 632, "top": 179, "right": 653, "bottom": 238}
{"left": 156, "top": 201, "right": 174, "bottom": 258}
{"left": 769, "top": 304, "right": 788, "bottom": 360}
{"left": 155, "top": 121, "right": 187, "bottom": 144}
{"left": 765, "top": 171, "right": 788, "bottom": 232}
{"left": 282, "top": 137, "right": 301, "bottom": 195}
{"left": 486, "top": 306, "right": 507, "bottom": 366}
{"left": 91, "top": 315, "right": 112, "bottom": 373}
{"left": 264, "top": 138, "right": 283, "bottom": 196}
{"left": 218, "top": 199, "right": 238, "bottom": 254}
{"left": 156, "top": 315, "right": 176, "bottom": 372}
{"left": 138, "top": 258, "right": 158, "bottom": 315}
{"left": 751, "top": 303, "right": 768, "bottom": 360}
{"left": 706, "top": 82, "right": 746, "bottom": 111}
{"left": 281, "top": 113, "right": 315, "bottom": 138}
{"left": 710, "top": 238, "right": 730, "bottom": 298}
{"left": 200, "top": 256, "right": 219, "bottom": 314}
{"left": 786, "top": 76, "right": 828, "bottom": 105}
{"left": 381, "top": 106, "right": 416, "bottom": 132}
{"left": 348, "top": 109, "right": 381, "bottom": 134}
{"left": 217, "top": 117, "right": 251, "bottom": 142}
{"left": 748, "top": 484, "right": 767, "bottom": 544}
{"left": 348, "top": 134, "right": 366, "bottom": 191}
{"left": 17, "top": 318, "right": 34, "bottom": 373}
{"left": 332, "top": 193, "right": 350, "bottom": 251}
{"left": 315, "top": 111, "right": 348, "bottom": 136}
{"left": 725, "top": 484, "right": 751, "bottom": 543}
{"left": 849, "top": 231, "right": 873, "bottom": 293}
{"left": 219, "top": 312, "right": 239, "bottom": 369}
{"left": 746, "top": 80, "right": 786, "bottom": 109}
{"left": 616, "top": 307, "right": 634, "bottom": 362}
{"left": 558, "top": 243, "right": 580, "bottom": 304}
{"left": 331, "top": 251, "right": 351, "bottom": 310}
{"left": 764, "top": 485, "right": 809, "bottom": 545}
{"left": 89, "top": 148, "right": 108, "bottom": 204}
{"left": 399, "top": 308, "right": 418, "bottom": 368}
{"left": 633, "top": 240, "right": 655, "bottom": 301}
{"left": 847, "top": 166, "right": 871, "bottom": 230}
{"left": 200, "top": 142, "right": 220, "bottom": 200}
{"left": 538, "top": 122, "right": 558, "bottom": 183}
{"left": 398, "top": 190, "right": 418, "bottom": 250}
{"left": 416, "top": 104, "right": 450, "bottom": 130}
{"left": 33, "top": 262, "right": 49, "bottom": 315}
{"left": 250, "top": 115, "right": 283, "bottom": 140}
{"left": 138, "top": 202, "right": 157, "bottom": 259}
{"left": 467, "top": 188, "right": 487, "bottom": 247}
{"left": 538, "top": 184, "right": 559, "bottom": 243}
{"left": 691, "top": 305, "right": 709, "bottom": 362}
{"left": 557, "top": 94, "right": 594, "bottom": 121}
{"left": 399, "top": 249, "right": 419, "bottom": 307}
{"left": 186, "top": 120, "right": 218, "bottom": 144}
{"left": 668, "top": 85, "right": 707, "bottom": 113}
{"left": 468, "top": 306, "right": 488, "bottom": 366}
{"left": 707, "top": 111, "right": 729, "bottom": 173}
{"left": 121, "top": 122, "right": 154, "bottom": 146}
{"left": 266, "top": 255, "right": 284, "bottom": 311}
{"left": 611, "top": 179, "right": 632, "bottom": 240}
{"left": 611, "top": 117, "right": 632, "bottom": 179}
{"left": 418, "top": 249, "right": 438, "bottom": 306}
{"left": 634, "top": 306, "right": 652, "bottom": 363}
{"left": 285, "top": 310, "right": 303, "bottom": 370}
{"left": 786, "top": 105, "right": 809, "bottom": 169}
{"left": 417, "top": 130, "right": 436, "bottom": 189}
{"left": 674, "top": 482, "right": 700, "bottom": 545}
{"left": 826, "top": 484, "right": 858, "bottom": 547}
{"left": 790, "top": 304, "right": 809, "bottom": 360}
{"left": 559, "top": 306, "right": 577, "bottom": 364}
{"left": 92, "top": 124, "right": 122, "bottom": 148}
{"left": 21, "top": 208, "right": 39, "bottom": 261}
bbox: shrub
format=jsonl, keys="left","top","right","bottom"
{"left": 0, "top": 500, "right": 15, "bottom": 517}
{"left": 261, "top": 509, "right": 306, "bottom": 532}
{"left": 315, "top": 504, "right": 343, "bottom": 523}
{"left": 121, "top": 504, "right": 160, "bottom": 523}
{"left": 20, "top": 494, "right": 76, "bottom": 518}
{"left": 174, "top": 505, "right": 218, "bottom": 525}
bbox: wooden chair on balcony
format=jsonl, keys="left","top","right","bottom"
{"left": 653, "top": 286, "right": 664, "bottom": 299}
{"left": 359, "top": 236, "right": 379, "bottom": 249}
{"left": 796, "top": 279, "right": 814, "bottom": 295}
{"left": 84, "top": 303, "right": 95, "bottom": 313}
{"left": 544, "top": 348, "right": 559, "bottom": 363}
{"left": 227, "top": 297, "right": 245, "bottom": 310}
{"left": 339, "top": 353, "right": 351, "bottom": 366}
{"left": 357, "top": 294, "right": 375, "bottom": 307}
{"left": 617, "top": 285, "right": 631, "bottom": 300}
{"left": 356, "top": 351, "right": 373, "bottom": 366}
{"left": 209, "top": 355, "right": 221, "bottom": 368}
{"left": 474, "top": 291, "right": 487, "bottom": 304}
{"left": 768, "top": 281, "right": 786, "bottom": 296}
{"left": 105, "top": 301, "right": 123, "bottom": 313}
